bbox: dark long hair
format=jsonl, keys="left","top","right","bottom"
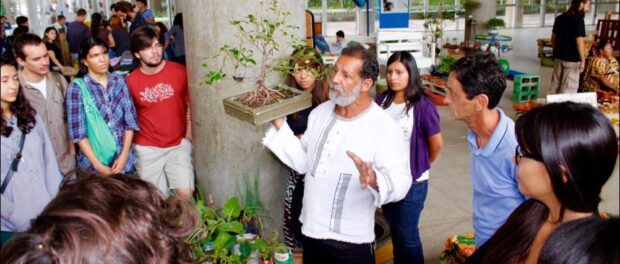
{"left": 90, "top": 12, "right": 104, "bottom": 38}
{"left": 539, "top": 217, "right": 620, "bottom": 264}
{"left": 380, "top": 51, "right": 425, "bottom": 115}
{"left": 0, "top": 56, "right": 36, "bottom": 137}
{"left": 286, "top": 46, "right": 329, "bottom": 108}
{"left": 1, "top": 175, "right": 199, "bottom": 263}
{"left": 173, "top": 13, "right": 183, "bottom": 30}
{"left": 482, "top": 102, "right": 618, "bottom": 264}
{"left": 77, "top": 37, "right": 109, "bottom": 78}
{"left": 42, "top": 27, "right": 60, "bottom": 48}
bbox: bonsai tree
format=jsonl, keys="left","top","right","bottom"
{"left": 202, "top": 0, "right": 306, "bottom": 108}
{"left": 486, "top": 18, "right": 506, "bottom": 30}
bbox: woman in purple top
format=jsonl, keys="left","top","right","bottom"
{"left": 376, "top": 51, "right": 443, "bottom": 263}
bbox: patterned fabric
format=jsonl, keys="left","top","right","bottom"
{"left": 438, "top": 233, "right": 476, "bottom": 264}
{"left": 283, "top": 170, "right": 304, "bottom": 248}
{"left": 66, "top": 72, "right": 139, "bottom": 174}
{"left": 583, "top": 56, "right": 619, "bottom": 93}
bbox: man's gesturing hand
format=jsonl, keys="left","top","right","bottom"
{"left": 346, "top": 150, "right": 378, "bottom": 191}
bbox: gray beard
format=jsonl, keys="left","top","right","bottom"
{"left": 329, "top": 82, "right": 361, "bottom": 107}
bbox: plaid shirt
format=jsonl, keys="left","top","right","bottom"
{"left": 66, "top": 72, "right": 139, "bottom": 174}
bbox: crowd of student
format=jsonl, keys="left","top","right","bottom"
{"left": 1, "top": 0, "right": 619, "bottom": 263}
{"left": 2, "top": 20, "right": 193, "bottom": 249}
{"left": 0, "top": 0, "right": 186, "bottom": 68}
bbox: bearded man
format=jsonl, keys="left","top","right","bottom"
{"left": 125, "top": 26, "right": 194, "bottom": 201}
{"left": 263, "top": 45, "right": 412, "bottom": 264}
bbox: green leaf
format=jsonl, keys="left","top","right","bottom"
{"left": 217, "top": 221, "right": 245, "bottom": 234}
{"left": 214, "top": 232, "right": 236, "bottom": 251}
{"left": 239, "top": 242, "right": 252, "bottom": 259}
{"left": 252, "top": 239, "right": 268, "bottom": 251}
{"left": 222, "top": 197, "right": 242, "bottom": 219}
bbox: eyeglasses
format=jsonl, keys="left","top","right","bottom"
{"left": 515, "top": 146, "right": 525, "bottom": 165}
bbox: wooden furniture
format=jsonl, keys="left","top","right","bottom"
{"left": 596, "top": 19, "right": 619, "bottom": 51}
{"left": 305, "top": 10, "right": 316, "bottom": 48}
{"left": 375, "top": 30, "right": 434, "bottom": 71}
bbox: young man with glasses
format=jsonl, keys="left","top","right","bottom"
{"left": 443, "top": 53, "right": 526, "bottom": 247}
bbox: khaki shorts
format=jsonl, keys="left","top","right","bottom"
{"left": 549, "top": 59, "right": 580, "bottom": 94}
{"left": 134, "top": 139, "right": 194, "bottom": 196}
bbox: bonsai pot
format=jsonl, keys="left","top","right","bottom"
{"left": 223, "top": 84, "right": 312, "bottom": 125}
{"left": 488, "top": 29, "right": 499, "bottom": 37}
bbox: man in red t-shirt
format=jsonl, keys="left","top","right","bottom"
{"left": 125, "top": 26, "right": 193, "bottom": 200}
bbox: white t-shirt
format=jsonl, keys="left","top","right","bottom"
{"left": 384, "top": 102, "right": 413, "bottom": 140}
{"left": 26, "top": 78, "right": 47, "bottom": 100}
{"left": 384, "top": 101, "right": 430, "bottom": 182}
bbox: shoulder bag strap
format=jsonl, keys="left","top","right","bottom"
{"left": 1, "top": 131, "right": 26, "bottom": 194}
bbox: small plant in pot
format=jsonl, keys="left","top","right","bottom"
{"left": 203, "top": 0, "right": 313, "bottom": 125}
{"left": 273, "top": 244, "right": 293, "bottom": 264}
{"left": 486, "top": 18, "right": 506, "bottom": 36}
{"left": 184, "top": 191, "right": 262, "bottom": 263}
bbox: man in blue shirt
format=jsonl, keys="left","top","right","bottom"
{"left": 443, "top": 53, "right": 525, "bottom": 247}
{"left": 67, "top": 9, "right": 90, "bottom": 61}
{"left": 129, "top": 0, "right": 155, "bottom": 33}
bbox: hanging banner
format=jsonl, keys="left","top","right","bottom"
{"left": 378, "top": 0, "right": 410, "bottom": 28}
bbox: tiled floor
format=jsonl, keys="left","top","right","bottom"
{"left": 407, "top": 27, "right": 619, "bottom": 263}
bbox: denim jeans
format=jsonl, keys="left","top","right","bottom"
{"left": 382, "top": 180, "right": 428, "bottom": 264}
{"left": 314, "top": 34, "right": 330, "bottom": 53}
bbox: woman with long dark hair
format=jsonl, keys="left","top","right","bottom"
{"left": 467, "top": 102, "right": 618, "bottom": 264}
{"left": 0, "top": 56, "right": 61, "bottom": 244}
{"left": 375, "top": 51, "right": 443, "bottom": 263}
{"left": 42, "top": 26, "right": 65, "bottom": 71}
{"left": 282, "top": 46, "right": 329, "bottom": 248}
{"left": 66, "top": 37, "right": 139, "bottom": 176}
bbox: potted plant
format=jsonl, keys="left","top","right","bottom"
{"left": 273, "top": 244, "right": 292, "bottom": 264}
{"left": 203, "top": 0, "right": 314, "bottom": 125}
{"left": 486, "top": 18, "right": 506, "bottom": 36}
{"left": 184, "top": 188, "right": 255, "bottom": 263}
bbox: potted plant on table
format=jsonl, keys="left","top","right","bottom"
{"left": 486, "top": 18, "right": 506, "bottom": 36}
{"left": 203, "top": 0, "right": 315, "bottom": 125}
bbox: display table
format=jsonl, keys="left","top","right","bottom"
{"left": 475, "top": 34, "right": 512, "bottom": 58}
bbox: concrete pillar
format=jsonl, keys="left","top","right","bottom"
{"left": 174, "top": 0, "right": 185, "bottom": 15}
{"left": 473, "top": 0, "right": 497, "bottom": 34}
{"left": 184, "top": 0, "right": 306, "bottom": 230}
{"left": 514, "top": 0, "right": 524, "bottom": 27}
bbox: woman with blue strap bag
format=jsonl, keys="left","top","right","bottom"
{"left": 66, "top": 37, "right": 139, "bottom": 176}
{"left": 1, "top": 56, "right": 62, "bottom": 245}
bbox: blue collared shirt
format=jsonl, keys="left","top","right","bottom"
{"left": 468, "top": 108, "right": 525, "bottom": 247}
